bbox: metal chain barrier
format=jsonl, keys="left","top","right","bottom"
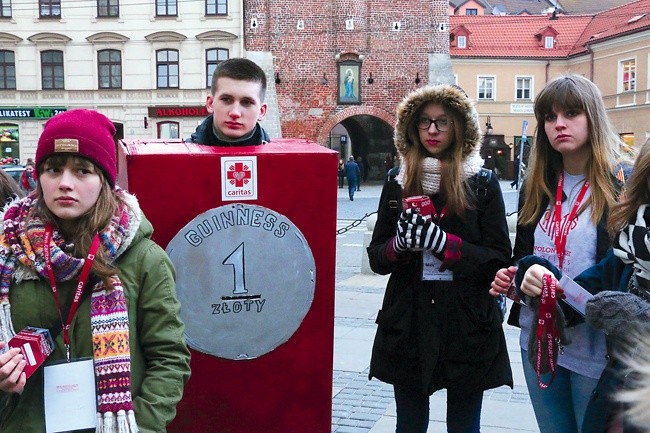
{"left": 336, "top": 212, "right": 377, "bottom": 235}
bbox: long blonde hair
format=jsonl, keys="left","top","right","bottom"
{"left": 33, "top": 155, "right": 125, "bottom": 283}
{"left": 519, "top": 75, "right": 622, "bottom": 226}
{"left": 608, "top": 139, "right": 650, "bottom": 236}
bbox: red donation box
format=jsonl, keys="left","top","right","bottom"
{"left": 117, "top": 139, "right": 338, "bottom": 433}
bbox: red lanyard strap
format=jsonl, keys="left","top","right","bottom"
{"left": 554, "top": 172, "right": 590, "bottom": 269}
{"left": 44, "top": 224, "right": 100, "bottom": 361}
{"left": 536, "top": 273, "right": 558, "bottom": 389}
{"left": 432, "top": 204, "right": 447, "bottom": 224}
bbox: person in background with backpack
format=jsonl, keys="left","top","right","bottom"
{"left": 489, "top": 75, "right": 628, "bottom": 433}
{"left": 367, "top": 84, "right": 512, "bottom": 433}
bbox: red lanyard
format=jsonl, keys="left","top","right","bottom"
{"left": 432, "top": 204, "right": 447, "bottom": 224}
{"left": 553, "top": 172, "right": 590, "bottom": 269}
{"left": 44, "top": 224, "right": 100, "bottom": 362}
{"left": 536, "top": 274, "right": 558, "bottom": 389}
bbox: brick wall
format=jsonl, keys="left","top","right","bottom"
{"left": 244, "top": 0, "right": 451, "bottom": 144}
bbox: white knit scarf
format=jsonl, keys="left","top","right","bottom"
{"left": 395, "top": 150, "right": 485, "bottom": 195}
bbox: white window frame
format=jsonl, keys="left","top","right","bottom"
{"left": 457, "top": 35, "right": 466, "bottom": 49}
{"left": 477, "top": 76, "right": 495, "bottom": 100}
{"left": 619, "top": 58, "right": 636, "bottom": 93}
{"left": 544, "top": 36, "right": 554, "bottom": 49}
{"left": 515, "top": 76, "right": 533, "bottom": 101}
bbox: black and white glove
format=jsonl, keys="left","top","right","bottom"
{"left": 392, "top": 210, "right": 410, "bottom": 254}
{"left": 400, "top": 209, "right": 447, "bottom": 253}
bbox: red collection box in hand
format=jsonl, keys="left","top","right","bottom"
{"left": 8, "top": 327, "right": 55, "bottom": 379}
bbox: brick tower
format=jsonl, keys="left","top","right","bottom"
{"left": 244, "top": 0, "right": 452, "bottom": 180}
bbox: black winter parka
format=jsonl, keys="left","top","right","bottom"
{"left": 367, "top": 174, "right": 514, "bottom": 395}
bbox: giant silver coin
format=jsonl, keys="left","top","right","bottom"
{"left": 166, "top": 204, "right": 315, "bottom": 360}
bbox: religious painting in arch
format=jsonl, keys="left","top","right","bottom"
{"left": 338, "top": 61, "right": 361, "bottom": 105}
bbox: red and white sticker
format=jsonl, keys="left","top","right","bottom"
{"left": 221, "top": 156, "right": 258, "bottom": 201}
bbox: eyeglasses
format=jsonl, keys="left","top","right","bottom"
{"left": 416, "top": 117, "right": 452, "bottom": 132}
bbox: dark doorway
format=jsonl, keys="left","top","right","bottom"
{"left": 335, "top": 115, "right": 394, "bottom": 181}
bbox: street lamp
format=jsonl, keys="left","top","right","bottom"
{"left": 485, "top": 116, "right": 493, "bottom": 135}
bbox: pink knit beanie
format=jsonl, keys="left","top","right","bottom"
{"left": 35, "top": 109, "right": 117, "bottom": 185}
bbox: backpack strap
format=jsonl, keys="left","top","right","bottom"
{"left": 476, "top": 167, "right": 492, "bottom": 200}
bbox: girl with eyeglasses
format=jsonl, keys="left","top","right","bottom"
{"left": 367, "top": 84, "right": 513, "bottom": 433}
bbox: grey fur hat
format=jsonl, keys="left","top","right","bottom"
{"left": 394, "top": 84, "right": 482, "bottom": 159}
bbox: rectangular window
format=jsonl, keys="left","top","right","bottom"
{"left": 544, "top": 36, "right": 554, "bottom": 49}
{"left": 158, "top": 121, "right": 179, "bottom": 139}
{"left": 457, "top": 35, "right": 466, "bottom": 49}
{"left": 206, "top": 48, "right": 229, "bottom": 87}
{"left": 516, "top": 76, "right": 532, "bottom": 100}
{"left": 156, "top": 0, "right": 177, "bottom": 16}
{"left": 39, "top": 0, "right": 61, "bottom": 18}
{"left": 156, "top": 49, "right": 179, "bottom": 88}
{"left": 98, "top": 49, "right": 122, "bottom": 89}
{"left": 205, "top": 0, "right": 227, "bottom": 15}
{"left": 478, "top": 76, "right": 494, "bottom": 100}
{"left": 97, "top": 0, "right": 119, "bottom": 17}
{"left": 621, "top": 59, "right": 636, "bottom": 92}
{"left": 465, "top": 8, "right": 477, "bottom": 15}
{"left": 0, "top": 50, "right": 16, "bottom": 89}
{"left": 1, "top": 0, "right": 12, "bottom": 18}
{"left": 41, "top": 50, "right": 64, "bottom": 89}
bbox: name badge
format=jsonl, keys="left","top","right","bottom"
{"left": 422, "top": 251, "right": 453, "bottom": 281}
{"left": 44, "top": 359, "right": 97, "bottom": 433}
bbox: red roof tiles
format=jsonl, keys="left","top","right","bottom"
{"left": 449, "top": 0, "right": 650, "bottom": 59}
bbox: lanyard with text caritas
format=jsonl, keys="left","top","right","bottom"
{"left": 43, "top": 224, "right": 100, "bottom": 362}
{"left": 536, "top": 273, "right": 558, "bottom": 389}
{"left": 554, "top": 172, "right": 590, "bottom": 269}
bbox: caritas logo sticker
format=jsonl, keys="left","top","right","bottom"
{"left": 221, "top": 156, "right": 258, "bottom": 201}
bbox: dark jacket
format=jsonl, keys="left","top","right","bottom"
{"left": 368, "top": 173, "right": 513, "bottom": 395}
{"left": 344, "top": 160, "right": 360, "bottom": 181}
{"left": 367, "top": 175, "right": 513, "bottom": 395}
{"left": 187, "top": 115, "right": 270, "bottom": 146}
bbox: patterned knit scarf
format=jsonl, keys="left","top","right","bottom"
{"left": 0, "top": 190, "right": 141, "bottom": 433}
{"left": 613, "top": 204, "right": 650, "bottom": 287}
{"left": 395, "top": 149, "right": 485, "bottom": 195}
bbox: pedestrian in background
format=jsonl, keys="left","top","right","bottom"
{"left": 20, "top": 159, "right": 37, "bottom": 194}
{"left": 338, "top": 158, "right": 346, "bottom": 188}
{"left": 356, "top": 156, "right": 364, "bottom": 191}
{"left": 367, "top": 84, "right": 512, "bottom": 433}
{"left": 344, "top": 155, "right": 360, "bottom": 201}
{"left": 0, "top": 109, "right": 191, "bottom": 432}
{"left": 489, "top": 74, "right": 627, "bottom": 433}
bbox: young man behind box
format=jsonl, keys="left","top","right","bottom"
{"left": 188, "top": 58, "right": 270, "bottom": 146}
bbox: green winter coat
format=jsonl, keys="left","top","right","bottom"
{"left": 0, "top": 215, "right": 191, "bottom": 433}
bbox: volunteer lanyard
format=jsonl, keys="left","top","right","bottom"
{"left": 44, "top": 224, "right": 100, "bottom": 362}
{"left": 554, "top": 172, "right": 589, "bottom": 270}
{"left": 432, "top": 204, "right": 447, "bottom": 224}
{"left": 536, "top": 274, "right": 558, "bottom": 389}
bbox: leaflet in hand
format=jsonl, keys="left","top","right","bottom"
{"left": 558, "top": 275, "right": 593, "bottom": 316}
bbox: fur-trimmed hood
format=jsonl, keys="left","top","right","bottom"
{"left": 394, "top": 84, "right": 482, "bottom": 159}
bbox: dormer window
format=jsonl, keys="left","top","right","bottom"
{"left": 544, "top": 36, "right": 554, "bottom": 49}
{"left": 450, "top": 25, "right": 470, "bottom": 49}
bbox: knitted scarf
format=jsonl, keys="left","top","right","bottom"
{"left": 395, "top": 149, "right": 485, "bottom": 195}
{"left": 613, "top": 204, "right": 650, "bottom": 287}
{"left": 0, "top": 190, "right": 141, "bottom": 433}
